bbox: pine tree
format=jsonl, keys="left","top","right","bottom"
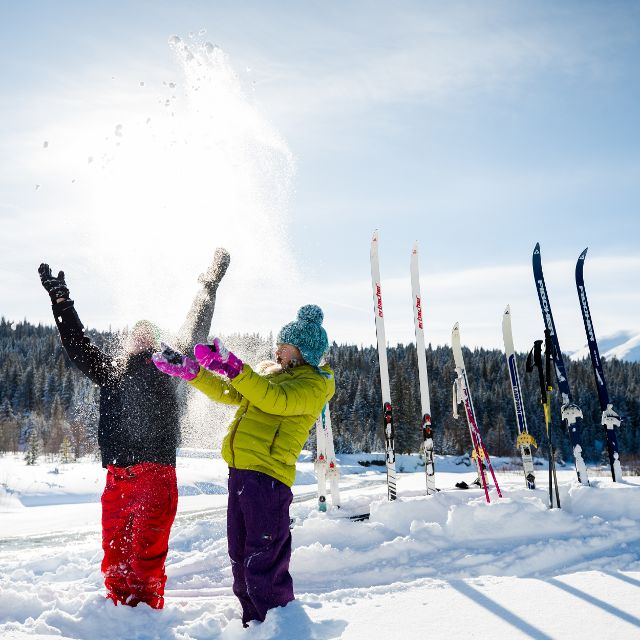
{"left": 46, "top": 394, "right": 67, "bottom": 456}
{"left": 24, "top": 429, "right": 41, "bottom": 465}
{"left": 485, "top": 414, "right": 511, "bottom": 457}
{"left": 0, "top": 398, "right": 18, "bottom": 453}
{"left": 68, "top": 419, "right": 89, "bottom": 460}
{"left": 59, "top": 436, "right": 73, "bottom": 463}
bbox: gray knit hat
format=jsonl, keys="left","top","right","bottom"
{"left": 276, "top": 305, "right": 328, "bottom": 367}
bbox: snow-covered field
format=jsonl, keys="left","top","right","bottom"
{"left": 1, "top": 451, "right": 639, "bottom": 639}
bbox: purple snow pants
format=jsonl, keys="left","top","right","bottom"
{"left": 227, "top": 468, "right": 294, "bottom": 624}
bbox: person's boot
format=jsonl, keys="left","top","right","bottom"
{"left": 124, "top": 594, "right": 141, "bottom": 607}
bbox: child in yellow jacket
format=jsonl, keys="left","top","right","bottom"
{"left": 153, "top": 305, "right": 334, "bottom": 625}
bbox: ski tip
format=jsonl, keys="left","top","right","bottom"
{"left": 578, "top": 247, "right": 588, "bottom": 260}
{"left": 533, "top": 242, "right": 540, "bottom": 254}
{"left": 372, "top": 229, "right": 379, "bottom": 242}
{"left": 504, "top": 304, "right": 511, "bottom": 315}
{"left": 412, "top": 240, "right": 418, "bottom": 254}
{"left": 452, "top": 321, "right": 460, "bottom": 332}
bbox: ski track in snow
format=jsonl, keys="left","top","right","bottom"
{"left": 1, "top": 454, "right": 640, "bottom": 639}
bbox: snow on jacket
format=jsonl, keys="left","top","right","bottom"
{"left": 188, "top": 362, "right": 335, "bottom": 486}
{"left": 52, "top": 300, "right": 180, "bottom": 468}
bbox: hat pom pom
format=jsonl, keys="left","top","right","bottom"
{"left": 297, "top": 304, "right": 323, "bottom": 325}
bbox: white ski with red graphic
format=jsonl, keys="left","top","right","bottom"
{"left": 315, "top": 404, "right": 341, "bottom": 511}
{"left": 452, "top": 323, "right": 502, "bottom": 503}
{"left": 410, "top": 242, "right": 436, "bottom": 494}
{"left": 371, "top": 230, "right": 397, "bottom": 500}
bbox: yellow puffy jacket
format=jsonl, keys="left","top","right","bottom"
{"left": 188, "top": 362, "right": 335, "bottom": 486}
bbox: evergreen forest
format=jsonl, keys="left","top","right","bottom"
{"left": 1, "top": 318, "right": 639, "bottom": 466}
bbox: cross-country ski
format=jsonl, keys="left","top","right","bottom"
{"left": 370, "top": 230, "right": 397, "bottom": 500}
{"left": 314, "top": 403, "right": 341, "bottom": 510}
{"left": 502, "top": 305, "right": 536, "bottom": 490}
{"left": 532, "top": 243, "right": 590, "bottom": 485}
{"left": 410, "top": 242, "right": 436, "bottom": 494}
{"left": 576, "top": 248, "right": 623, "bottom": 482}
{"left": 451, "top": 323, "right": 503, "bottom": 503}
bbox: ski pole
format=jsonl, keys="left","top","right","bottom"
{"left": 544, "top": 330, "right": 561, "bottom": 508}
{"left": 527, "top": 336, "right": 559, "bottom": 509}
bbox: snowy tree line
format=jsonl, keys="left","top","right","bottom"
{"left": 328, "top": 342, "right": 640, "bottom": 464}
{"left": 0, "top": 318, "right": 103, "bottom": 462}
{"left": 1, "top": 318, "right": 639, "bottom": 464}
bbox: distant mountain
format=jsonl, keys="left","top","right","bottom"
{"left": 570, "top": 330, "right": 640, "bottom": 362}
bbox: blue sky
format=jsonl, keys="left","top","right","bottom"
{"left": 1, "top": 1, "right": 639, "bottom": 351}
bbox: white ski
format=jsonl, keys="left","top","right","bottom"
{"left": 314, "top": 404, "right": 341, "bottom": 511}
{"left": 370, "top": 230, "right": 397, "bottom": 500}
{"left": 410, "top": 242, "right": 436, "bottom": 494}
{"left": 452, "top": 323, "right": 502, "bottom": 503}
{"left": 502, "top": 305, "right": 536, "bottom": 490}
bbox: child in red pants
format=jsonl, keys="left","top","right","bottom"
{"left": 39, "top": 252, "right": 229, "bottom": 608}
{"left": 101, "top": 463, "right": 179, "bottom": 607}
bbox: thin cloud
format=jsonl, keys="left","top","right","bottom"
{"left": 251, "top": 3, "right": 627, "bottom": 123}
{"left": 306, "top": 255, "right": 640, "bottom": 351}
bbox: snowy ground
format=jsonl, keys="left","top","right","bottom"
{"left": 1, "top": 451, "right": 639, "bottom": 639}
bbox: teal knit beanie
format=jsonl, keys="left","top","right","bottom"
{"left": 277, "top": 305, "right": 329, "bottom": 367}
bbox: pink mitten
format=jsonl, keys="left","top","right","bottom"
{"left": 152, "top": 342, "right": 200, "bottom": 381}
{"left": 194, "top": 338, "right": 243, "bottom": 379}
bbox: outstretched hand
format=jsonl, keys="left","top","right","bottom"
{"left": 153, "top": 342, "right": 200, "bottom": 381}
{"left": 194, "top": 338, "right": 243, "bottom": 379}
{"left": 38, "top": 263, "right": 70, "bottom": 303}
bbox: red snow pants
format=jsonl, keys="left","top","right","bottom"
{"left": 101, "top": 462, "right": 178, "bottom": 609}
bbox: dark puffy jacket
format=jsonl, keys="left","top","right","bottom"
{"left": 52, "top": 300, "right": 180, "bottom": 468}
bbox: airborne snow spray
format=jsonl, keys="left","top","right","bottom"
{"left": 46, "top": 34, "right": 299, "bottom": 447}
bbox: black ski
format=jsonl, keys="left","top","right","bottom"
{"left": 575, "top": 248, "right": 623, "bottom": 481}
{"left": 532, "top": 243, "right": 589, "bottom": 485}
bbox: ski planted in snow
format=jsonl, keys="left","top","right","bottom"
{"left": 410, "top": 242, "right": 436, "bottom": 494}
{"left": 502, "top": 305, "right": 537, "bottom": 490}
{"left": 314, "top": 404, "right": 342, "bottom": 511}
{"left": 576, "top": 248, "right": 623, "bottom": 482}
{"left": 370, "top": 230, "right": 397, "bottom": 500}
{"left": 451, "top": 323, "right": 502, "bottom": 503}
{"left": 532, "top": 243, "right": 589, "bottom": 485}
{"left": 526, "top": 330, "right": 561, "bottom": 508}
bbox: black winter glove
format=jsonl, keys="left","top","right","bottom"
{"left": 159, "top": 342, "right": 187, "bottom": 365}
{"left": 38, "top": 263, "right": 70, "bottom": 303}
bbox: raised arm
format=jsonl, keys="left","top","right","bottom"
{"left": 175, "top": 248, "right": 230, "bottom": 351}
{"left": 39, "top": 264, "right": 116, "bottom": 387}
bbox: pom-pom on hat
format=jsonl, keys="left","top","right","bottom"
{"left": 277, "top": 305, "right": 329, "bottom": 367}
